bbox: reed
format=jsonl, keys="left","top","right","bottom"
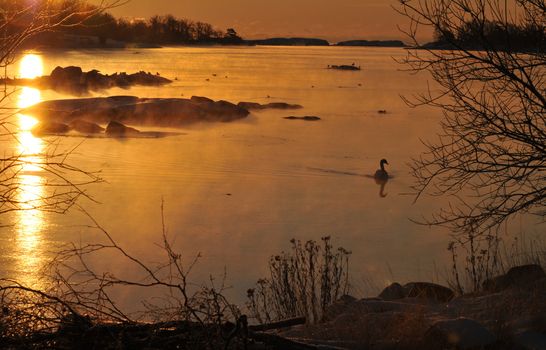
{"left": 246, "top": 236, "right": 351, "bottom": 324}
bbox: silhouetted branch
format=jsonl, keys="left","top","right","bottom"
{"left": 397, "top": 0, "right": 546, "bottom": 236}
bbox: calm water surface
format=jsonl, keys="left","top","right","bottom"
{"left": 1, "top": 46, "right": 542, "bottom": 307}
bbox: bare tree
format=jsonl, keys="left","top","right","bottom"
{"left": 0, "top": 0, "right": 126, "bottom": 216}
{"left": 396, "top": 0, "right": 546, "bottom": 236}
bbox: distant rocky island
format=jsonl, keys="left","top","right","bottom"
{"left": 336, "top": 39, "right": 406, "bottom": 47}
{"left": 244, "top": 38, "right": 409, "bottom": 47}
{"left": 2, "top": 66, "right": 171, "bottom": 95}
{"left": 246, "top": 37, "right": 330, "bottom": 46}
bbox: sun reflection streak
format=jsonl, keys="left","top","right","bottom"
{"left": 14, "top": 53, "right": 46, "bottom": 288}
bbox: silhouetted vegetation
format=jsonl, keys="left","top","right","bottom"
{"left": 397, "top": 0, "right": 546, "bottom": 236}
{"left": 447, "top": 232, "right": 545, "bottom": 294}
{"left": 246, "top": 237, "right": 351, "bottom": 324}
{"left": 1, "top": 0, "right": 244, "bottom": 47}
{"left": 430, "top": 16, "right": 546, "bottom": 52}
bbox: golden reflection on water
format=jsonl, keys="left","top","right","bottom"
{"left": 14, "top": 54, "right": 46, "bottom": 288}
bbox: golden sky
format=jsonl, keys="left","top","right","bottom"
{"left": 93, "top": 0, "right": 409, "bottom": 42}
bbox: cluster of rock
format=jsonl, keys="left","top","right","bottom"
{"left": 2, "top": 66, "right": 172, "bottom": 95}
{"left": 278, "top": 264, "right": 546, "bottom": 349}
{"left": 32, "top": 119, "right": 154, "bottom": 138}
{"left": 25, "top": 95, "right": 306, "bottom": 136}
{"left": 237, "top": 101, "right": 303, "bottom": 110}
{"left": 328, "top": 64, "right": 361, "bottom": 71}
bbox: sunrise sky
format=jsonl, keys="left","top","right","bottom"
{"left": 91, "top": 0, "right": 409, "bottom": 42}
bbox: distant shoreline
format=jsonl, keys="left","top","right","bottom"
{"left": 24, "top": 33, "right": 409, "bottom": 50}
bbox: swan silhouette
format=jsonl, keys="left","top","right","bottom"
{"left": 374, "top": 159, "right": 389, "bottom": 181}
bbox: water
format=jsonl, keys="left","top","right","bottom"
{"left": 0, "top": 46, "right": 541, "bottom": 308}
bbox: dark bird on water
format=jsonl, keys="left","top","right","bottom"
{"left": 374, "top": 159, "right": 389, "bottom": 180}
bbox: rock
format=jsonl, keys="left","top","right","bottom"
{"left": 31, "top": 121, "right": 70, "bottom": 135}
{"left": 190, "top": 96, "right": 214, "bottom": 104}
{"left": 328, "top": 65, "right": 361, "bottom": 71}
{"left": 284, "top": 116, "right": 321, "bottom": 121}
{"left": 50, "top": 66, "right": 83, "bottom": 83}
{"left": 105, "top": 121, "right": 140, "bottom": 137}
{"left": 424, "top": 318, "right": 496, "bottom": 349}
{"left": 237, "top": 101, "right": 265, "bottom": 110}
{"left": 322, "top": 295, "right": 357, "bottom": 321}
{"left": 68, "top": 119, "right": 104, "bottom": 134}
{"left": 403, "top": 282, "right": 455, "bottom": 302}
{"left": 264, "top": 102, "right": 303, "bottom": 109}
{"left": 25, "top": 96, "right": 250, "bottom": 127}
{"left": 512, "top": 331, "right": 546, "bottom": 350}
{"left": 3, "top": 66, "right": 172, "bottom": 95}
{"left": 378, "top": 282, "right": 405, "bottom": 301}
{"left": 237, "top": 101, "right": 303, "bottom": 110}
{"left": 378, "top": 110, "right": 387, "bottom": 114}
{"left": 483, "top": 264, "right": 546, "bottom": 293}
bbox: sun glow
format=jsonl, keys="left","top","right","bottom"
{"left": 14, "top": 54, "right": 46, "bottom": 288}
{"left": 19, "top": 54, "right": 44, "bottom": 79}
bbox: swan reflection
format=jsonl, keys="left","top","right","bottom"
{"left": 375, "top": 177, "right": 389, "bottom": 198}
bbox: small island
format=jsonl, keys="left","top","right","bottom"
{"left": 246, "top": 37, "right": 330, "bottom": 46}
{"left": 2, "top": 66, "right": 171, "bottom": 95}
{"left": 336, "top": 39, "right": 406, "bottom": 47}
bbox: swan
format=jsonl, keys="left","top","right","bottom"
{"left": 374, "top": 159, "right": 389, "bottom": 180}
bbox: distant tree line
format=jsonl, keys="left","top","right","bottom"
{"left": 433, "top": 17, "right": 546, "bottom": 51}
{"left": 2, "top": 0, "right": 244, "bottom": 46}
{"left": 74, "top": 13, "right": 245, "bottom": 45}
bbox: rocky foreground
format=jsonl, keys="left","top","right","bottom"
{"left": 25, "top": 95, "right": 303, "bottom": 136}
{"left": 275, "top": 264, "right": 546, "bottom": 350}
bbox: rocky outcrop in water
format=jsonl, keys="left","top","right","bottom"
{"left": 283, "top": 116, "right": 321, "bottom": 121}
{"left": 105, "top": 121, "right": 141, "bottom": 137}
{"left": 328, "top": 64, "right": 361, "bottom": 71}
{"left": 2, "top": 66, "right": 172, "bottom": 95}
{"left": 68, "top": 119, "right": 105, "bottom": 134}
{"left": 237, "top": 101, "right": 303, "bottom": 110}
{"left": 25, "top": 95, "right": 250, "bottom": 128}
{"left": 31, "top": 121, "right": 70, "bottom": 136}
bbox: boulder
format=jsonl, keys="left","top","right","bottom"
{"left": 403, "top": 282, "right": 455, "bottom": 302}
{"left": 105, "top": 121, "right": 140, "bottom": 137}
{"left": 50, "top": 66, "right": 83, "bottom": 83}
{"left": 424, "top": 318, "right": 496, "bottom": 349}
{"left": 190, "top": 96, "right": 214, "bottom": 104}
{"left": 378, "top": 282, "right": 405, "bottom": 301}
{"left": 31, "top": 121, "right": 70, "bottom": 135}
{"left": 483, "top": 264, "right": 546, "bottom": 293}
{"left": 68, "top": 119, "right": 104, "bottom": 134}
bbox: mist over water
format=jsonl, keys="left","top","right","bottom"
{"left": 0, "top": 46, "right": 542, "bottom": 307}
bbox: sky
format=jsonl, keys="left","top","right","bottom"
{"left": 92, "top": 0, "right": 410, "bottom": 42}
